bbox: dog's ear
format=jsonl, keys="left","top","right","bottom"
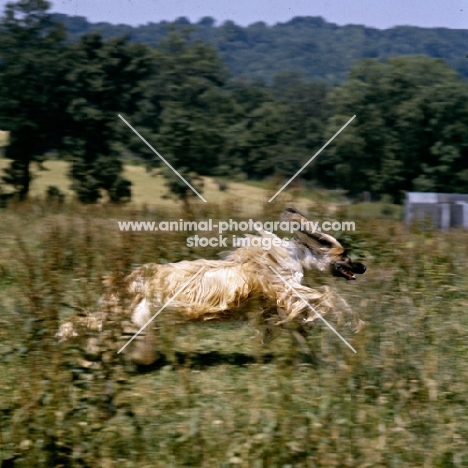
{"left": 281, "top": 207, "right": 313, "bottom": 232}
{"left": 299, "top": 230, "right": 343, "bottom": 249}
{"left": 281, "top": 207, "right": 343, "bottom": 249}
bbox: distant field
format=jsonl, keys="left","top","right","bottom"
{"left": 0, "top": 159, "right": 282, "bottom": 214}
{"left": 0, "top": 159, "right": 403, "bottom": 220}
{"left": 0, "top": 130, "right": 9, "bottom": 147}
{"left": 0, "top": 158, "right": 327, "bottom": 216}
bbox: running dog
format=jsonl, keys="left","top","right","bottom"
{"left": 57, "top": 207, "right": 366, "bottom": 364}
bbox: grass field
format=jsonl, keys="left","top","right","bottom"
{"left": 0, "top": 159, "right": 278, "bottom": 214}
{"left": 2, "top": 165, "right": 466, "bottom": 467}
{"left": 0, "top": 158, "right": 403, "bottom": 221}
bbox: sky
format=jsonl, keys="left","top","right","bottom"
{"left": 1, "top": 0, "right": 467, "bottom": 30}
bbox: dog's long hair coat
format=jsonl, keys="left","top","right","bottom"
{"left": 57, "top": 208, "right": 366, "bottom": 364}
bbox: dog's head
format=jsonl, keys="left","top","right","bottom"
{"left": 328, "top": 247, "right": 367, "bottom": 280}
{"left": 281, "top": 207, "right": 366, "bottom": 280}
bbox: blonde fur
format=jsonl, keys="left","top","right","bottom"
{"left": 58, "top": 208, "right": 365, "bottom": 365}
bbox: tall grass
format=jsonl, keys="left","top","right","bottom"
{"left": 0, "top": 199, "right": 467, "bottom": 467}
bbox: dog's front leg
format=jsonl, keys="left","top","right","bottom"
{"left": 298, "top": 317, "right": 318, "bottom": 337}
{"left": 276, "top": 283, "right": 330, "bottom": 325}
{"left": 126, "top": 297, "right": 160, "bottom": 366}
{"left": 290, "top": 329, "right": 315, "bottom": 359}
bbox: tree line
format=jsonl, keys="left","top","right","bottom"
{"left": 53, "top": 12, "right": 468, "bottom": 84}
{"left": 1, "top": 0, "right": 467, "bottom": 204}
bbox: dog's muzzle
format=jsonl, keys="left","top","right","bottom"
{"left": 332, "top": 261, "right": 366, "bottom": 280}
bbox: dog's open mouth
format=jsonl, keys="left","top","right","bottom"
{"left": 334, "top": 264, "right": 356, "bottom": 280}
{"left": 333, "top": 262, "right": 366, "bottom": 280}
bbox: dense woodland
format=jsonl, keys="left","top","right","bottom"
{"left": 53, "top": 13, "right": 468, "bottom": 83}
{"left": 0, "top": 0, "right": 468, "bottom": 204}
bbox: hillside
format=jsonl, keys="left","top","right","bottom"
{"left": 52, "top": 13, "right": 468, "bottom": 83}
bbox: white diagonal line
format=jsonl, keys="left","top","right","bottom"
{"left": 118, "top": 114, "right": 207, "bottom": 203}
{"left": 268, "top": 115, "right": 356, "bottom": 202}
{"left": 269, "top": 266, "right": 357, "bottom": 353}
{"left": 117, "top": 267, "right": 206, "bottom": 354}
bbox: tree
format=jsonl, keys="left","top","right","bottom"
{"left": 221, "top": 75, "right": 331, "bottom": 183}
{"left": 131, "top": 29, "right": 232, "bottom": 203}
{"left": 0, "top": 0, "right": 68, "bottom": 199}
{"left": 272, "top": 74, "right": 331, "bottom": 180}
{"left": 318, "top": 56, "right": 468, "bottom": 201}
{"left": 161, "top": 167, "right": 204, "bottom": 210}
{"left": 64, "top": 32, "right": 153, "bottom": 203}
{"left": 51, "top": 14, "right": 468, "bottom": 83}
{"left": 411, "top": 82, "right": 468, "bottom": 193}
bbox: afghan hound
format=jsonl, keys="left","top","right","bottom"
{"left": 57, "top": 207, "right": 366, "bottom": 364}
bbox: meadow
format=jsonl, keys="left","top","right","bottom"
{"left": 0, "top": 167, "right": 467, "bottom": 467}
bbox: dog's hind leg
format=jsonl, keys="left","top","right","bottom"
{"left": 289, "top": 319, "right": 321, "bottom": 365}
{"left": 259, "top": 307, "right": 283, "bottom": 344}
{"left": 122, "top": 298, "right": 160, "bottom": 366}
{"left": 291, "top": 330, "right": 312, "bottom": 355}
{"left": 290, "top": 330, "right": 320, "bottom": 365}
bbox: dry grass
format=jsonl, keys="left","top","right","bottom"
{"left": 0, "top": 131, "right": 9, "bottom": 147}
{"left": 0, "top": 198, "right": 466, "bottom": 467}
{"left": 0, "top": 159, "right": 73, "bottom": 198}
{"left": 0, "top": 159, "right": 280, "bottom": 213}
{"left": 0, "top": 159, "right": 335, "bottom": 217}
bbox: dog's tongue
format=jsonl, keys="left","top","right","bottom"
{"left": 344, "top": 269, "right": 356, "bottom": 280}
{"left": 339, "top": 266, "right": 356, "bottom": 280}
